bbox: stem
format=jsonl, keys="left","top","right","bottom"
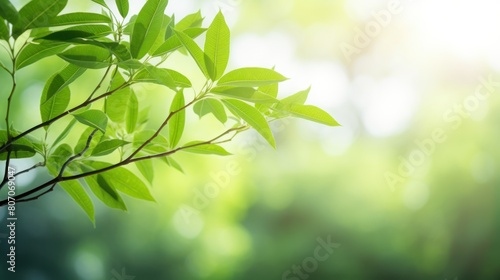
{"left": 0, "top": 82, "right": 130, "bottom": 154}
{"left": 0, "top": 126, "right": 245, "bottom": 207}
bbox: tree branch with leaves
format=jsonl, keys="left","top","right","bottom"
{"left": 0, "top": 0, "right": 339, "bottom": 225}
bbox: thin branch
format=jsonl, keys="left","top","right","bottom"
{"left": 0, "top": 126, "right": 246, "bottom": 207}
{"left": 86, "top": 64, "right": 113, "bottom": 101}
{"left": 0, "top": 82, "right": 130, "bottom": 154}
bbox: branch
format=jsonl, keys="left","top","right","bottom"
{"left": 0, "top": 126, "right": 246, "bottom": 207}
{"left": 0, "top": 82, "right": 130, "bottom": 154}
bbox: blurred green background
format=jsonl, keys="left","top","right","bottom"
{"left": 1, "top": 0, "right": 500, "bottom": 279}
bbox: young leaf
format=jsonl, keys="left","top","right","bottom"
{"left": 84, "top": 174, "right": 127, "bottom": 210}
{"left": 175, "top": 10, "right": 203, "bottom": 31}
{"left": 164, "top": 156, "right": 183, "bottom": 173}
{"left": 282, "top": 104, "right": 339, "bottom": 126}
{"left": 183, "top": 141, "right": 231, "bottom": 156}
{"left": 60, "top": 180, "right": 95, "bottom": 225}
{"left": 0, "top": 17, "right": 8, "bottom": 40}
{"left": 91, "top": 0, "right": 109, "bottom": 9}
{"left": 91, "top": 139, "right": 129, "bottom": 157}
{"left": 49, "top": 12, "right": 111, "bottom": 26}
{"left": 218, "top": 67, "right": 288, "bottom": 87}
{"left": 0, "top": 131, "right": 36, "bottom": 160}
{"left": 40, "top": 63, "right": 86, "bottom": 124}
{"left": 149, "top": 14, "right": 170, "bottom": 56}
{"left": 91, "top": 162, "right": 155, "bottom": 201}
{"left": 16, "top": 41, "right": 68, "bottom": 70}
{"left": 134, "top": 66, "right": 176, "bottom": 89}
{"left": 73, "top": 110, "right": 108, "bottom": 133}
{"left": 0, "top": 0, "right": 19, "bottom": 24}
{"left": 135, "top": 158, "right": 154, "bottom": 184}
{"left": 193, "top": 98, "right": 227, "bottom": 123}
{"left": 204, "top": 11, "right": 230, "bottom": 80}
{"left": 13, "top": 0, "right": 68, "bottom": 38}
{"left": 174, "top": 30, "right": 209, "bottom": 78}
{"left": 152, "top": 27, "right": 206, "bottom": 56}
{"left": 130, "top": 0, "right": 169, "bottom": 59}
{"left": 280, "top": 87, "right": 310, "bottom": 105}
{"left": 221, "top": 99, "right": 276, "bottom": 148}
{"left": 59, "top": 45, "right": 111, "bottom": 69}
{"left": 210, "top": 86, "right": 278, "bottom": 103}
{"left": 53, "top": 118, "right": 77, "bottom": 148}
{"left": 169, "top": 90, "right": 185, "bottom": 148}
{"left": 106, "top": 72, "right": 139, "bottom": 131}
{"left": 115, "top": 0, "right": 129, "bottom": 18}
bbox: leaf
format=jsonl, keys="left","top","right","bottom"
{"left": 47, "top": 143, "right": 72, "bottom": 174}
{"left": 210, "top": 86, "right": 278, "bottom": 103}
{"left": 91, "top": 162, "right": 155, "bottom": 201}
{"left": 0, "top": 17, "right": 9, "bottom": 40}
{"left": 0, "top": 0, "right": 19, "bottom": 24}
{"left": 74, "top": 127, "right": 102, "bottom": 153}
{"left": 218, "top": 67, "right": 288, "bottom": 87}
{"left": 59, "top": 24, "right": 113, "bottom": 38}
{"left": 280, "top": 87, "right": 310, "bottom": 105}
{"left": 49, "top": 12, "right": 111, "bottom": 26}
{"left": 222, "top": 99, "right": 276, "bottom": 148}
{"left": 134, "top": 66, "right": 176, "bottom": 89}
{"left": 13, "top": 0, "right": 68, "bottom": 38}
{"left": 73, "top": 110, "right": 108, "bottom": 133}
{"left": 204, "top": 11, "right": 230, "bottom": 80}
{"left": 91, "top": 0, "right": 109, "bottom": 9}
{"left": 193, "top": 98, "right": 227, "bottom": 123}
{"left": 130, "top": 0, "right": 169, "bottom": 59}
{"left": 175, "top": 10, "right": 203, "bottom": 31}
{"left": 16, "top": 41, "right": 68, "bottom": 70}
{"left": 133, "top": 130, "right": 169, "bottom": 154}
{"left": 53, "top": 118, "right": 77, "bottom": 147}
{"left": 115, "top": 0, "right": 129, "bottom": 18}
{"left": 59, "top": 45, "right": 111, "bottom": 69}
{"left": 40, "top": 64, "right": 86, "bottom": 124}
{"left": 175, "top": 29, "right": 209, "bottom": 78}
{"left": 183, "top": 141, "right": 231, "bottom": 156}
{"left": 84, "top": 174, "right": 127, "bottom": 210}
{"left": 152, "top": 27, "right": 206, "bottom": 56}
{"left": 91, "top": 139, "right": 129, "bottom": 157}
{"left": 149, "top": 14, "right": 170, "bottom": 56}
{"left": 0, "top": 130, "right": 36, "bottom": 160}
{"left": 106, "top": 72, "right": 139, "bottom": 131}
{"left": 283, "top": 104, "right": 339, "bottom": 126}
{"left": 60, "top": 180, "right": 95, "bottom": 225}
{"left": 165, "top": 69, "right": 192, "bottom": 88}
{"left": 169, "top": 90, "right": 185, "bottom": 148}
{"left": 136, "top": 159, "right": 154, "bottom": 184}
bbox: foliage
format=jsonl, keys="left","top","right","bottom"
{"left": 0, "top": 0, "right": 338, "bottom": 224}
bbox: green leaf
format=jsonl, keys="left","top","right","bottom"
{"left": 169, "top": 90, "right": 185, "bottom": 148}
{"left": 59, "top": 45, "right": 111, "bottom": 69}
{"left": 47, "top": 143, "right": 72, "bottom": 174}
{"left": 283, "top": 104, "right": 339, "bottom": 126}
{"left": 130, "top": 0, "right": 169, "bottom": 59}
{"left": 204, "top": 11, "right": 230, "bottom": 80}
{"left": 149, "top": 14, "right": 170, "bottom": 56}
{"left": 13, "top": 0, "right": 68, "bottom": 38}
{"left": 133, "top": 130, "right": 169, "bottom": 154}
{"left": 136, "top": 159, "right": 154, "bottom": 184}
{"left": 16, "top": 41, "right": 68, "bottom": 70}
{"left": 0, "top": 0, "right": 19, "bottom": 24}
{"left": 218, "top": 67, "right": 288, "bottom": 87}
{"left": 134, "top": 66, "right": 176, "bottom": 89}
{"left": 211, "top": 86, "right": 278, "bottom": 103}
{"left": 152, "top": 27, "right": 206, "bottom": 56}
{"left": 115, "top": 0, "right": 129, "bottom": 18}
{"left": 193, "top": 98, "right": 227, "bottom": 123}
{"left": 73, "top": 110, "right": 108, "bottom": 133}
{"left": 91, "top": 162, "right": 155, "bottom": 201}
{"left": 174, "top": 30, "right": 209, "bottom": 78}
{"left": 183, "top": 141, "right": 231, "bottom": 156}
{"left": 91, "top": 0, "right": 109, "bottom": 9}
{"left": 222, "top": 99, "right": 276, "bottom": 148}
{"left": 280, "top": 87, "right": 310, "bottom": 105}
{"left": 165, "top": 69, "right": 192, "bottom": 88}
{"left": 91, "top": 139, "right": 129, "bottom": 157}
{"left": 74, "top": 127, "right": 102, "bottom": 153}
{"left": 0, "top": 131, "right": 36, "bottom": 160}
{"left": 58, "top": 24, "right": 113, "bottom": 38}
{"left": 175, "top": 10, "right": 203, "bottom": 31}
{"left": 60, "top": 180, "right": 95, "bottom": 225}
{"left": 53, "top": 118, "right": 77, "bottom": 147}
{"left": 106, "top": 72, "right": 139, "bottom": 132}
{"left": 49, "top": 12, "right": 111, "bottom": 26}
{"left": 84, "top": 174, "right": 127, "bottom": 210}
{"left": 258, "top": 83, "right": 279, "bottom": 99}
{"left": 164, "top": 156, "right": 183, "bottom": 173}
{"left": 40, "top": 64, "right": 85, "bottom": 124}
{"left": 0, "top": 17, "right": 9, "bottom": 40}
